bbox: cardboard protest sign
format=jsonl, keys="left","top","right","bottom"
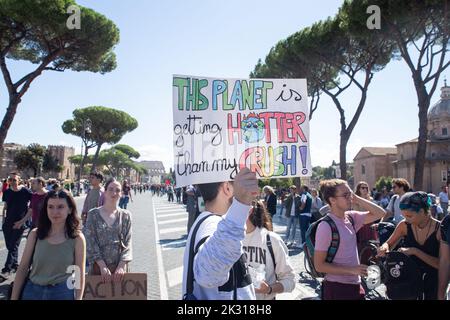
{"left": 83, "top": 273, "right": 147, "bottom": 300}
{"left": 173, "top": 75, "right": 311, "bottom": 187}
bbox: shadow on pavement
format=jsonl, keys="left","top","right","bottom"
{"left": 159, "top": 234, "right": 187, "bottom": 247}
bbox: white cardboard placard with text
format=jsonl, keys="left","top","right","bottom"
{"left": 173, "top": 75, "right": 311, "bottom": 187}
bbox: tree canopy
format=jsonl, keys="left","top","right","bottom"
{"left": 252, "top": 11, "right": 393, "bottom": 180}
{"left": 339, "top": 0, "right": 449, "bottom": 189}
{"left": 0, "top": 0, "right": 119, "bottom": 149}
{"left": 62, "top": 106, "right": 138, "bottom": 171}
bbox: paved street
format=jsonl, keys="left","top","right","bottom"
{"left": 0, "top": 192, "right": 387, "bottom": 300}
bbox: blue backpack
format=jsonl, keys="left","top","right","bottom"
{"left": 303, "top": 214, "right": 354, "bottom": 278}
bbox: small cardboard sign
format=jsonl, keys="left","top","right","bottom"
{"left": 83, "top": 273, "right": 147, "bottom": 300}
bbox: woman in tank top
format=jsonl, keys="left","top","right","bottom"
{"left": 378, "top": 191, "right": 442, "bottom": 299}
{"left": 85, "top": 178, "right": 132, "bottom": 283}
{"left": 11, "top": 190, "right": 86, "bottom": 300}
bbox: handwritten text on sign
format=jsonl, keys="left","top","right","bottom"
{"left": 83, "top": 273, "right": 147, "bottom": 300}
{"left": 173, "top": 76, "right": 311, "bottom": 186}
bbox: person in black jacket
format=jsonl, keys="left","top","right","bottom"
{"left": 263, "top": 186, "right": 277, "bottom": 218}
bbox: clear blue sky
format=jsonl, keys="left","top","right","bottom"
{"left": 1, "top": 0, "right": 447, "bottom": 172}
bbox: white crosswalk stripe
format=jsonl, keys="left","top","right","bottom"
{"left": 158, "top": 212, "right": 187, "bottom": 219}
{"left": 166, "top": 266, "right": 183, "bottom": 288}
{"left": 158, "top": 217, "right": 188, "bottom": 225}
{"left": 152, "top": 197, "right": 190, "bottom": 298}
{"left": 159, "top": 226, "right": 186, "bottom": 235}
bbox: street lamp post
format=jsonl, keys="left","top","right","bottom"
{"left": 76, "top": 118, "right": 91, "bottom": 196}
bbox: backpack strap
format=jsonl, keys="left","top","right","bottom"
{"left": 189, "top": 217, "right": 239, "bottom": 300}
{"left": 232, "top": 265, "right": 237, "bottom": 300}
{"left": 347, "top": 214, "right": 355, "bottom": 232}
{"left": 266, "top": 233, "right": 277, "bottom": 280}
{"left": 323, "top": 216, "right": 340, "bottom": 263}
{"left": 185, "top": 214, "right": 214, "bottom": 299}
{"left": 391, "top": 195, "right": 398, "bottom": 210}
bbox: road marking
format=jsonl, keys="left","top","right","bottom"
{"left": 158, "top": 217, "right": 188, "bottom": 225}
{"left": 161, "top": 239, "right": 187, "bottom": 248}
{"left": 166, "top": 266, "right": 183, "bottom": 288}
{"left": 156, "top": 208, "right": 185, "bottom": 212}
{"left": 158, "top": 212, "right": 186, "bottom": 219}
{"left": 152, "top": 198, "right": 169, "bottom": 300}
{"left": 159, "top": 227, "right": 186, "bottom": 235}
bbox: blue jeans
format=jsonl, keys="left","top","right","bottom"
{"left": 119, "top": 196, "right": 130, "bottom": 209}
{"left": 22, "top": 280, "right": 75, "bottom": 300}
{"left": 285, "top": 216, "right": 299, "bottom": 242}
{"left": 299, "top": 215, "right": 311, "bottom": 244}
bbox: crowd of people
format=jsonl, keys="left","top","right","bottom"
{"left": 182, "top": 173, "right": 450, "bottom": 301}
{"left": 0, "top": 169, "right": 449, "bottom": 300}
{"left": 1, "top": 171, "right": 133, "bottom": 300}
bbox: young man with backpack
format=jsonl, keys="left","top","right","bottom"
{"left": 181, "top": 168, "right": 259, "bottom": 300}
{"left": 379, "top": 178, "right": 410, "bottom": 225}
{"left": 312, "top": 179, "right": 386, "bottom": 300}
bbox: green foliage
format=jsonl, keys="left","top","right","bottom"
{"left": 97, "top": 148, "right": 139, "bottom": 179}
{"left": 62, "top": 106, "right": 138, "bottom": 145}
{"left": 68, "top": 154, "right": 93, "bottom": 165}
{"left": 0, "top": 0, "right": 120, "bottom": 73}
{"left": 62, "top": 106, "right": 138, "bottom": 169}
{"left": 258, "top": 178, "right": 294, "bottom": 190}
{"left": 251, "top": 5, "right": 395, "bottom": 180}
{"left": 113, "top": 144, "right": 140, "bottom": 159}
{"left": 14, "top": 143, "right": 46, "bottom": 176}
{"left": 43, "top": 151, "right": 63, "bottom": 173}
{"left": 375, "top": 176, "right": 393, "bottom": 192}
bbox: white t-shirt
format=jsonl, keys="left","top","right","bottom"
{"left": 387, "top": 195, "right": 404, "bottom": 224}
{"left": 243, "top": 227, "right": 295, "bottom": 300}
{"left": 300, "top": 194, "right": 311, "bottom": 217}
{"left": 290, "top": 198, "right": 296, "bottom": 217}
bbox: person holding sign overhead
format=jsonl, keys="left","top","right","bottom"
{"left": 85, "top": 178, "right": 132, "bottom": 283}
{"left": 182, "top": 168, "right": 259, "bottom": 300}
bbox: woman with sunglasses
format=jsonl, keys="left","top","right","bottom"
{"left": 243, "top": 200, "right": 295, "bottom": 300}
{"left": 353, "top": 182, "right": 378, "bottom": 253}
{"left": 85, "top": 178, "right": 132, "bottom": 283}
{"left": 377, "top": 191, "right": 442, "bottom": 299}
{"left": 11, "top": 190, "right": 86, "bottom": 300}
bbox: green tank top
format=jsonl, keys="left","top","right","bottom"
{"left": 29, "top": 238, "right": 76, "bottom": 286}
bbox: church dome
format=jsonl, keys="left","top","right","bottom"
{"left": 428, "top": 82, "right": 450, "bottom": 121}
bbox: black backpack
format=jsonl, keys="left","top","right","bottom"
{"left": 383, "top": 251, "right": 423, "bottom": 300}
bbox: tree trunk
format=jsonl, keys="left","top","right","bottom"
{"left": 413, "top": 86, "right": 430, "bottom": 191}
{"left": 91, "top": 143, "right": 103, "bottom": 172}
{"left": 0, "top": 97, "right": 20, "bottom": 149}
{"left": 293, "top": 177, "right": 301, "bottom": 190}
{"left": 79, "top": 147, "right": 90, "bottom": 183}
{"left": 339, "top": 132, "right": 349, "bottom": 180}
